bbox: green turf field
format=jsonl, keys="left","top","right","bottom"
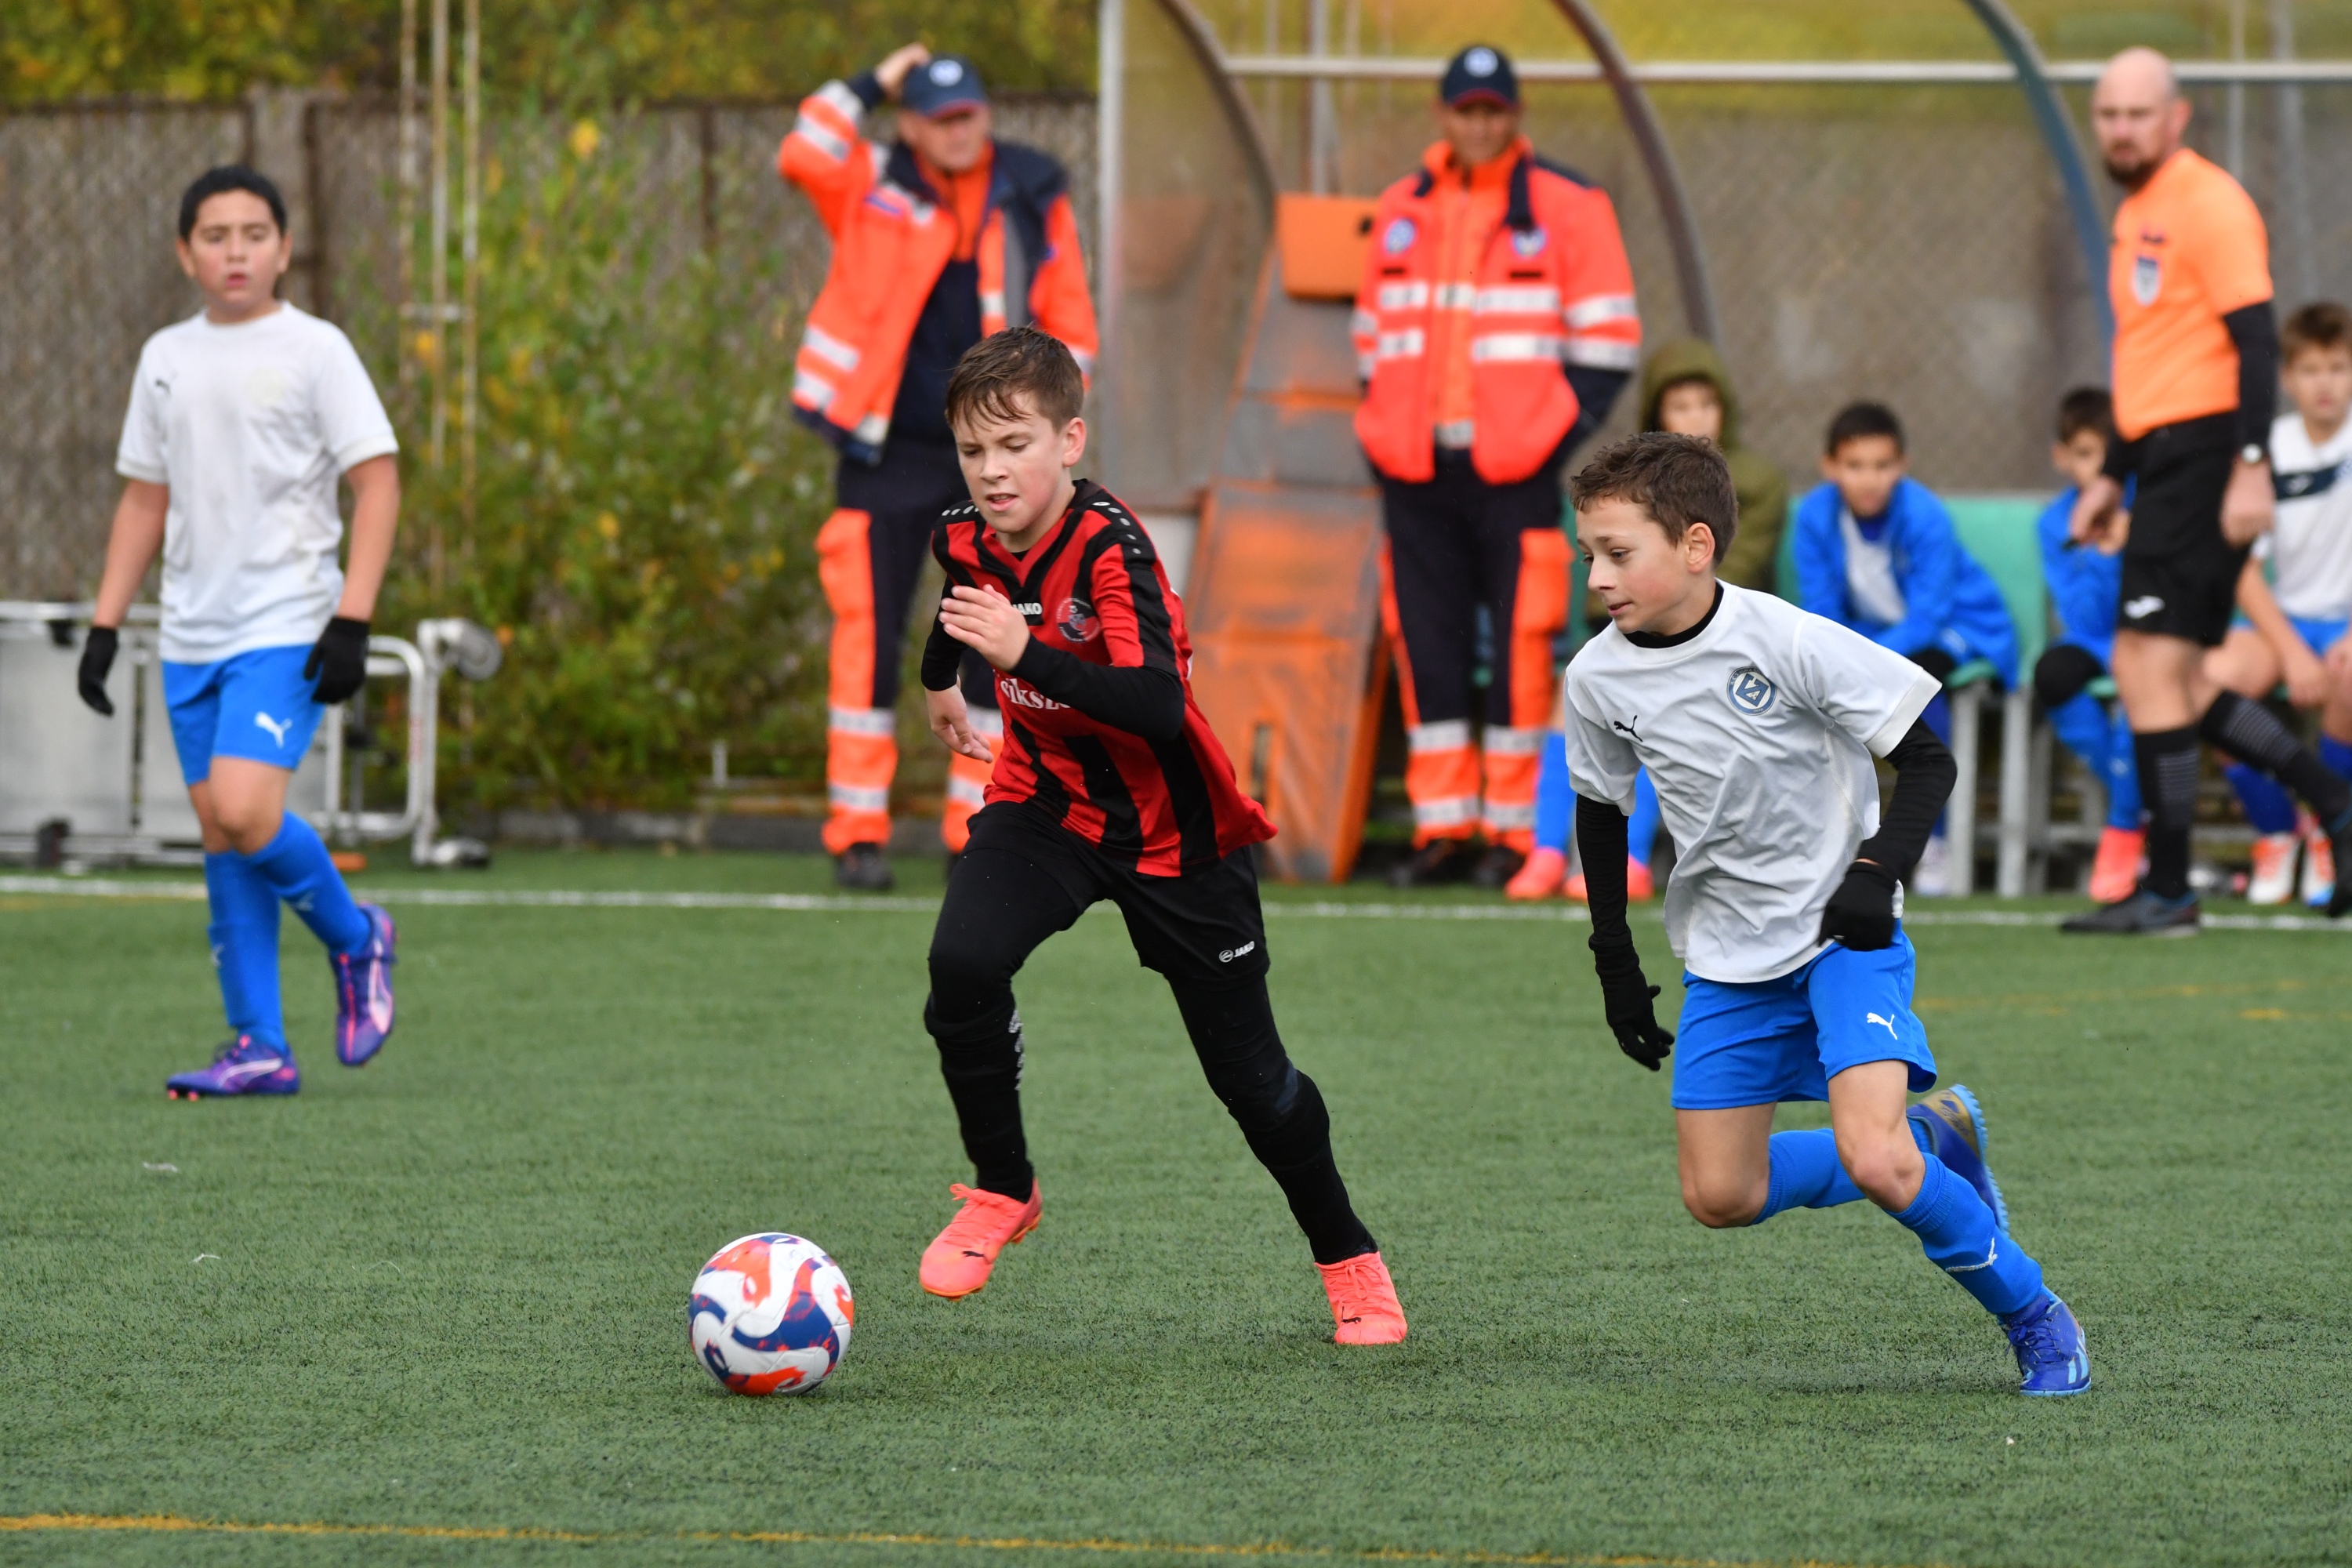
{"left": 2, "top": 850, "right": 2349, "bottom": 1567}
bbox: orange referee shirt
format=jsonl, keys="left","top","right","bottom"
{"left": 2109, "top": 147, "right": 2272, "bottom": 441}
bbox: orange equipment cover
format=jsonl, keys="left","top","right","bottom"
{"left": 1275, "top": 194, "right": 1378, "bottom": 302}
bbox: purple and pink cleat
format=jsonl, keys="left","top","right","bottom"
{"left": 331, "top": 903, "right": 398, "bottom": 1066}
{"left": 166, "top": 1036, "right": 300, "bottom": 1099}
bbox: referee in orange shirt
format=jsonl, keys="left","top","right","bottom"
{"left": 2065, "top": 47, "right": 2352, "bottom": 930}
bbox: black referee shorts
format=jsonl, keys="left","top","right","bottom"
{"left": 956, "top": 800, "right": 1271, "bottom": 985}
{"left": 2112, "top": 412, "right": 2249, "bottom": 648}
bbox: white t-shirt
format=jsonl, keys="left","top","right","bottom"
{"left": 1838, "top": 506, "right": 1908, "bottom": 626}
{"left": 2260, "top": 412, "right": 2352, "bottom": 622}
{"left": 116, "top": 303, "right": 399, "bottom": 664}
{"left": 1561, "top": 584, "right": 1941, "bottom": 985}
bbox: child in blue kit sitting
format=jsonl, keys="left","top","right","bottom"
{"left": 2034, "top": 388, "right": 2143, "bottom": 905}
{"left": 1794, "top": 402, "right": 2018, "bottom": 895}
{"left": 77, "top": 166, "right": 401, "bottom": 1098}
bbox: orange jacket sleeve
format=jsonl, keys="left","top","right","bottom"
{"left": 1031, "top": 193, "right": 1100, "bottom": 379}
{"left": 777, "top": 78, "right": 880, "bottom": 240}
{"left": 1557, "top": 184, "right": 1640, "bottom": 373}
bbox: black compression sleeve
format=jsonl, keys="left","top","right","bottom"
{"left": 920, "top": 601, "right": 963, "bottom": 691}
{"left": 2223, "top": 301, "right": 2280, "bottom": 457}
{"left": 1575, "top": 793, "right": 1633, "bottom": 938}
{"left": 1008, "top": 641, "right": 1187, "bottom": 741}
{"left": 1857, "top": 717, "right": 1958, "bottom": 879}
{"left": 847, "top": 71, "right": 886, "bottom": 110}
{"left": 1565, "top": 366, "right": 1632, "bottom": 450}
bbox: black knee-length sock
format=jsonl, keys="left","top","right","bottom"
{"left": 2201, "top": 691, "right": 2352, "bottom": 827}
{"left": 924, "top": 993, "right": 1034, "bottom": 1200}
{"left": 2135, "top": 727, "right": 2201, "bottom": 898}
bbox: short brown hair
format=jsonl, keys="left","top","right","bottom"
{"left": 2055, "top": 385, "right": 2112, "bottom": 445}
{"left": 944, "top": 325, "right": 1084, "bottom": 432}
{"left": 2282, "top": 300, "right": 2352, "bottom": 362}
{"left": 1569, "top": 431, "right": 1738, "bottom": 562}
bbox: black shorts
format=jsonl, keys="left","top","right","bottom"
{"left": 960, "top": 800, "right": 1270, "bottom": 985}
{"left": 2113, "top": 412, "right": 2248, "bottom": 648}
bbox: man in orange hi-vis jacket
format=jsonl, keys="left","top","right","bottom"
{"left": 1353, "top": 44, "right": 1640, "bottom": 889}
{"left": 781, "top": 43, "right": 1098, "bottom": 890}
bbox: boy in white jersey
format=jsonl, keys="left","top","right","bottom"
{"left": 2205, "top": 300, "right": 2352, "bottom": 906}
{"left": 1560, "top": 433, "right": 2089, "bottom": 1396}
{"left": 76, "top": 165, "right": 401, "bottom": 1098}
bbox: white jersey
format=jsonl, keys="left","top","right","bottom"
{"left": 1561, "top": 584, "right": 1941, "bottom": 985}
{"left": 116, "top": 303, "right": 398, "bottom": 665}
{"left": 2260, "top": 412, "right": 2352, "bottom": 622}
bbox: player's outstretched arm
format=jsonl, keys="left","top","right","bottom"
{"left": 1819, "top": 717, "right": 1957, "bottom": 951}
{"left": 78, "top": 478, "right": 169, "bottom": 716}
{"left": 1577, "top": 793, "right": 1673, "bottom": 1071}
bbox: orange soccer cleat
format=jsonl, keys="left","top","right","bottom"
{"left": 1564, "top": 856, "right": 1655, "bottom": 904}
{"left": 1316, "top": 1250, "right": 1407, "bottom": 1345}
{"left": 2085, "top": 826, "right": 2145, "bottom": 906}
{"left": 919, "top": 1181, "right": 1042, "bottom": 1300}
{"left": 1504, "top": 846, "right": 1567, "bottom": 901}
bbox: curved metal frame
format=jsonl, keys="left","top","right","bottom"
{"left": 1547, "top": 0, "right": 1721, "bottom": 344}
{"left": 1958, "top": 0, "right": 2114, "bottom": 348}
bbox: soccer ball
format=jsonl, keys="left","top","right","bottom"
{"left": 689, "top": 1232, "right": 855, "bottom": 1396}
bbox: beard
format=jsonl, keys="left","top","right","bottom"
{"left": 2104, "top": 148, "right": 2161, "bottom": 190}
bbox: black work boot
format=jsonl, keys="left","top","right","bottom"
{"left": 834, "top": 842, "right": 896, "bottom": 892}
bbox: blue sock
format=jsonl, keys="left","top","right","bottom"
{"left": 2106, "top": 706, "right": 2143, "bottom": 828}
{"left": 205, "top": 850, "right": 285, "bottom": 1047}
{"left": 1532, "top": 731, "right": 1573, "bottom": 855}
{"left": 2226, "top": 763, "right": 2299, "bottom": 834}
{"left": 244, "top": 815, "right": 370, "bottom": 956}
{"left": 1890, "top": 1154, "right": 2045, "bottom": 1317}
{"left": 1627, "top": 768, "right": 1661, "bottom": 869}
{"left": 2321, "top": 735, "right": 2352, "bottom": 786}
{"left": 1751, "top": 1128, "right": 1864, "bottom": 1222}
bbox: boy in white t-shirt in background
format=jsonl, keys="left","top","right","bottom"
{"left": 2205, "top": 300, "right": 2352, "bottom": 906}
{"left": 77, "top": 165, "right": 401, "bottom": 1098}
{"left": 1561, "top": 432, "right": 2089, "bottom": 1396}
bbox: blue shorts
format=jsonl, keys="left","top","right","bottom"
{"left": 2230, "top": 612, "right": 2350, "bottom": 658}
{"left": 1671, "top": 931, "right": 1938, "bottom": 1111}
{"left": 162, "top": 644, "right": 325, "bottom": 786}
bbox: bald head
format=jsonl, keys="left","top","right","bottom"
{"left": 2092, "top": 46, "right": 2190, "bottom": 190}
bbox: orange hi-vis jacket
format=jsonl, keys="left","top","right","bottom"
{"left": 1352, "top": 137, "right": 1639, "bottom": 485}
{"left": 779, "top": 77, "right": 1098, "bottom": 463}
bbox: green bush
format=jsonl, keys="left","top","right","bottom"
{"left": 378, "top": 117, "right": 837, "bottom": 814}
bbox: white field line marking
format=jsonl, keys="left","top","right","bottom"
{"left": 2, "top": 875, "right": 2346, "bottom": 932}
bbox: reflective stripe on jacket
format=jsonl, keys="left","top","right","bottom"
{"left": 1352, "top": 137, "right": 1639, "bottom": 485}
{"left": 779, "top": 78, "right": 1099, "bottom": 464}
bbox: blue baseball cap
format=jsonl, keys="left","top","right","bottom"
{"left": 1440, "top": 44, "right": 1519, "bottom": 107}
{"left": 902, "top": 54, "right": 988, "bottom": 118}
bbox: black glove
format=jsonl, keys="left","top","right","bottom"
{"left": 304, "top": 616, "right": 372, "bottom": 704}
{"left": 77, "top": 626, "right": 118, "bottom": 717}
{"left": 1818, "top": 858, "right": 1900, "bottom": 952}
{"left": 1589, "top": 930, "right": 1673, "bottom": 1071}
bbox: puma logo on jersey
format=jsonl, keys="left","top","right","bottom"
{"left": 252, "top": 712, "right": 292, "bottom": 747}
{"left": 2123, "top": 595, "right": 2165, "bottom": 621}
{"left": 1865, "top": 1012, "right": 1899, "bottom": 1038}
{"left": 1218, "top": 941, "right": 1257, "bottom": 964}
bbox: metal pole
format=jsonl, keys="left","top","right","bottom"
{"left": 1096, "top": 0, "right": 1124, "bottom": 486}
{"left": 2273, "top": 0, "right": 2318, "bottom": 303}
{"left": 1955, "top": 0, "right": 2114, "bottom": 351}
{"left": 460, "top": 0, "right": 479, "bottom": 561}
{"left": 1546, "top": 0, "right": 1720, "bottom": 344}
{"left": 1308, "top": 0, "right": 1335, "bottom": 194}
{"left": 427, "top": 0, "right": 450, "bottom": 593}
{"left": 397, "top": 0, "right": 418, "bottom": 397}
{"left": 2227, "top": 0, "right": 2247, "bottom": 177}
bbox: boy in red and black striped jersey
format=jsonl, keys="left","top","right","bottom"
{"left": 913, "top": 327, "right": 1407, "bottom": 1345}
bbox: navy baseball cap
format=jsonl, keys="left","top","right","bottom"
{"left": 902, "top": 54, "right": 988, "bottom": 118}
{"left": 1440, "top": 44, "right": 1519, "bottom": 107}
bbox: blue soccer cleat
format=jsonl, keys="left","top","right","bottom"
{"left": 166, "top": 1036, "right": 299, "bottom": 1099}
{"left": 1910, "top": 1083, "right": 2008, "bottom": 1231}
{"left": 331, "top": 902, "right": 397, "bottom": 1066}
{"left": 2002, "top": 1293, "right": 2092, "bottom": 1396}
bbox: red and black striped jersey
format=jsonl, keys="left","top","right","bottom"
{"left": 922, "top": 480, "right": 1274, "bottom": 876}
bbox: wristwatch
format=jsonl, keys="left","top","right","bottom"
{"left": 2241, "top": 443, "right": 2267, "bottom": 465}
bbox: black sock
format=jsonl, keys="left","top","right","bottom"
{"left": 923, "top": 993, "right": 1034, "bottom": 1200}
{"left": 2200, "top": 691, "right": 2352, "bottom": 829}
{"left": 1171, "top": 978, "right": 1376, "bottom": 1265}
{"left": 2134, "top": 727, "right": 2201, "bottom": 899}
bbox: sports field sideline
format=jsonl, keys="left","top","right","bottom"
{"left": 2, "top": 849, "right": 2347, "bottom": 1567}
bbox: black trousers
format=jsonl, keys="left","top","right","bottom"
{"left": 922, "top": 803, "right": 1376, "bottom": 1264}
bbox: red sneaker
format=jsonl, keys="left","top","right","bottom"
{"left": 1565, "top": 857, "right": 1652, "bottom": 904}
{"left": 1316, "top": 1251, "right": 1407, "bottom": 1345}
{"left": 919, "top": 1182, "right": 1041, "bottom": 1300}
{"left": 2086, "top": 826, "right": 2145, "bottom": 906}
{"left": 1504, "top": 846, "right": 1566, "bottom": 901}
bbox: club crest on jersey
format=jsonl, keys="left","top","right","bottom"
{"left": 1726, "top": 666, "right": 1777, "bottom": 716}
{"left": 1056, "top": 597, "right": 1099, "bottom": 643}
{"left": 2132, "top": 252, "right": 2161, "bottom": 306}
{"left": 1511, "top": 226, "right": 1548, "bottom": 259}
{"left": 1383, "top": 217, "right": 1417, "bottom": 256}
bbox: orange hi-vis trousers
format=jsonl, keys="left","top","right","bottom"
{"left": 816, "top": 434, "right": 999, "bottom": 855}
{"left": 1376, "top": 449, "right": 1571, "bottom": 851}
